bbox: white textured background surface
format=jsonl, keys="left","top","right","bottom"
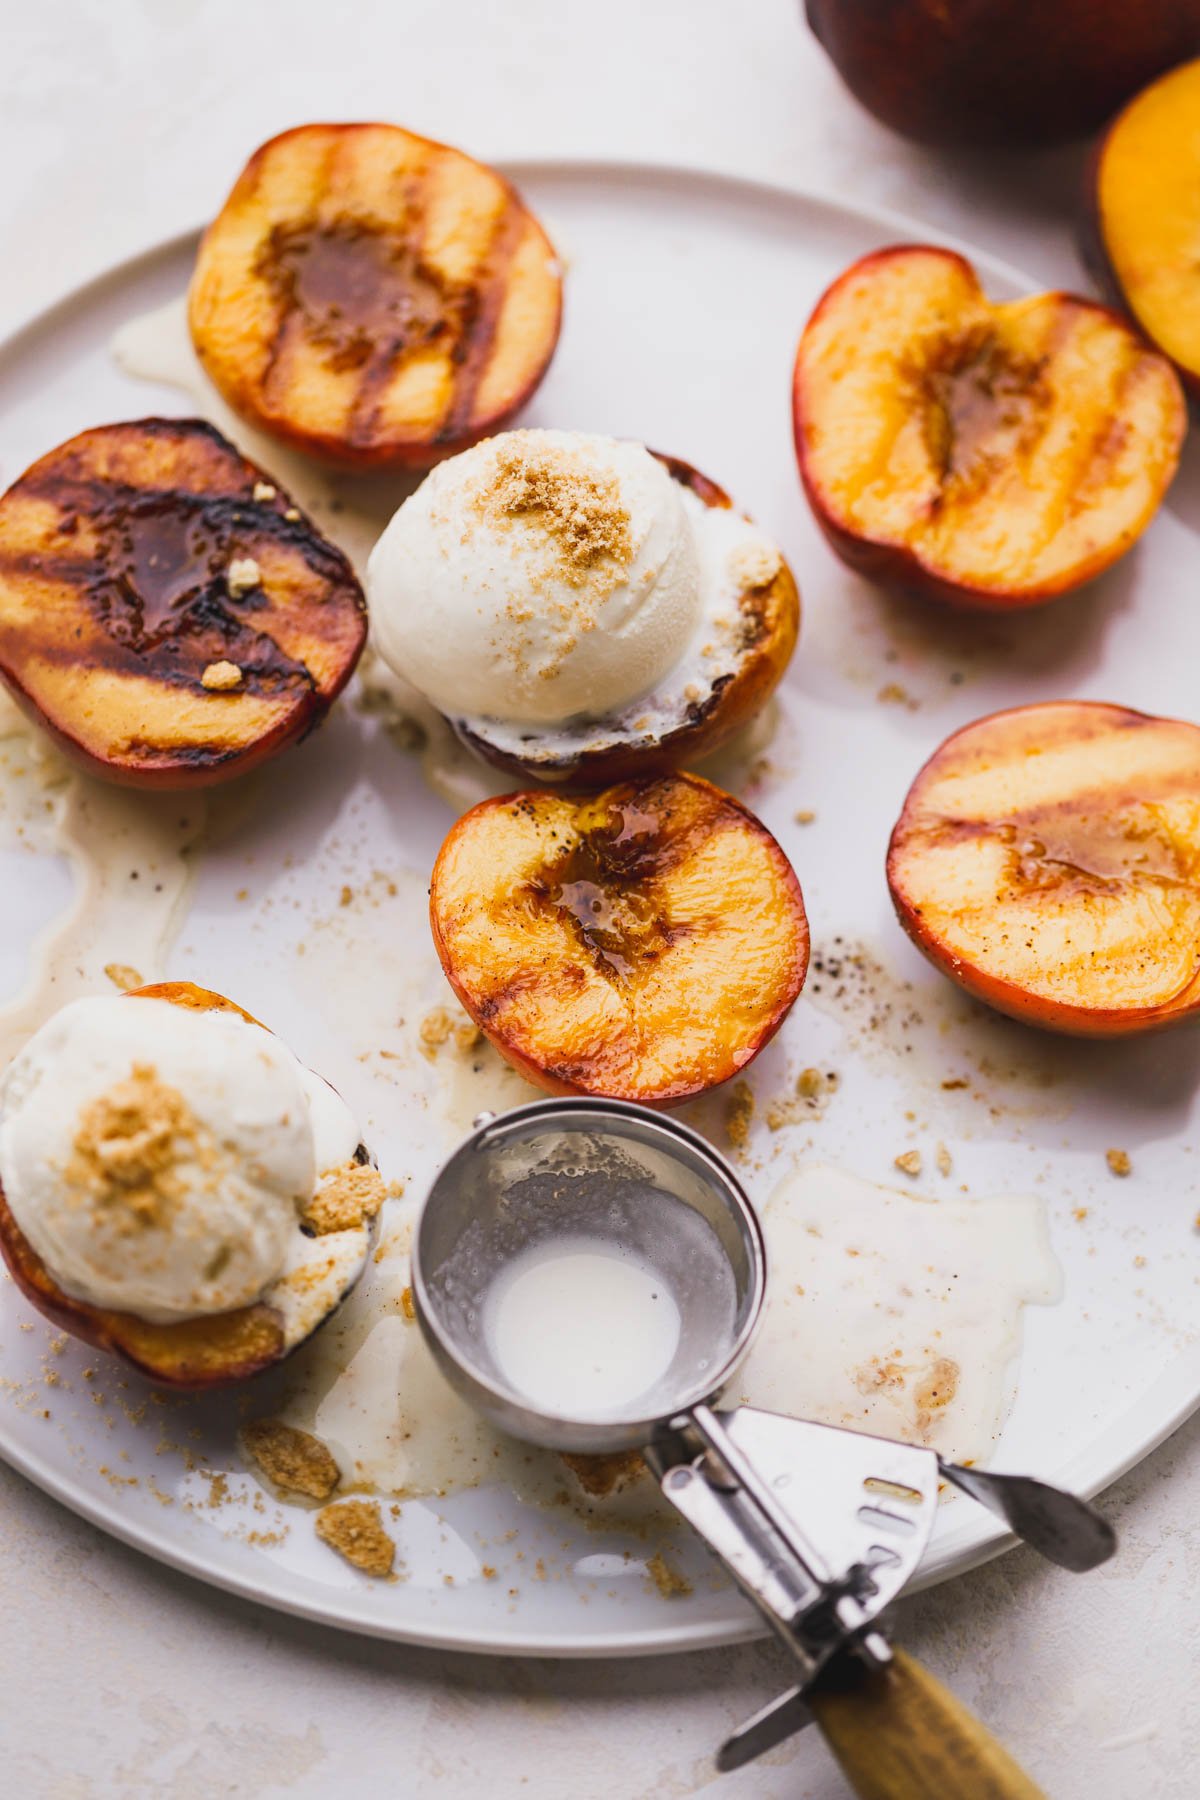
{"left": 2, "top": 4, "right": 1198, "bottom": 1795}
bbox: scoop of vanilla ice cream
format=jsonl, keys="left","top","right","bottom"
{"left": 0, "top": 996, "right": 317, "bottom": 1323}
{"left": 367, "top": 430, "right": 703, "bottom": 726}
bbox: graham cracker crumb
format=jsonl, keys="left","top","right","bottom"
{"left": 315, "top": 1500, "right": 395, "bottom": 1577}
{"left": 729, "top": 539, "right": 782, "bottom": 592}
{"left": 420, "top": 1006, "right": 479, "bottom": 1059}
{"left": 226, "top": 557, "right": 261, "bottom": 598}
{"left": 724, "top": 1080, "right": 755, "bottom": 1150}
{"left": 201, "top": 660, "right": 244, "bottom": 692}
{"left": 103, "top": 962, "right": 144, "bottom": 992}
{"left": 794, "top": 809, "right": 816, "bottom": 826}
{"left": 481, "top": 438, "right": 632, "bottom": 582}
{"left": 894, "top": 1149, "right": 922, "bottom": 1178}
{"left": 67, "top": 1063, "right": 195, "bottom": 1231}
{"left": 561, "top": 1450, "right": 645, "bottom": 1498}
{"left": 303, "top": 1161, "right": 386, "bottom": 1235}
{"left": 399, "top": 1287, "right": 416, "bottom": 1323}
{"left": 935, "top": 1142, "right": 952, "bottom": 1177}
{"left": 339, "top": 885, "right": 354, "bottom": 907}
{"left": 645, "top": 1551, "right": 692, "bottom": 1599}
{"left": 243, "top": 1418, "right": 340, "bottom": 1499}
{"left": 1106, "top": 1148, "right": 1132, "bottom": 1177}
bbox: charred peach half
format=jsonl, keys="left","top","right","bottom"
{"left": 794, "top": 246, "right": 1185, "bottom": 610}
{"left": 0, "top": 982, "right": 381, "bottom": 1389}
{"left": 189, "top": 122, "right": 562, "bottom": 469}
{"left": 430, "top": 773, "right": 809, "bottom": 1103}
{"left": 887, "top": 702, "right": 1200, "bottom": 1036}
{"left": 1089, "top": 59, "right": 1200, "bottom": 399}
{"left": 0, "top": 418, "right": 366, "bottom": 788}
{"left": 456, "top": 453, "right": 800, "bottom": 787}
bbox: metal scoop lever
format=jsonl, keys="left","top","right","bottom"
{"left": 645, "top": 1405, "right": 1115, "bottom": 1777}
{"left": 938, "top": 1460, "right": 1116, "bottom": 1571}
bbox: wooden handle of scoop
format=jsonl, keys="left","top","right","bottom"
{"left": 806, "top": 1647, "right": 1046, "bottom": 1800}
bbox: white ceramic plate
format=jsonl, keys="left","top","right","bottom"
{"left": 1, "top": 160, "right": 1198, "bottom": 1657}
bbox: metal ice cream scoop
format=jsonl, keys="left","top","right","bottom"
{"left": 412, "top": 1098, "right": 1114, "bottom": 1797}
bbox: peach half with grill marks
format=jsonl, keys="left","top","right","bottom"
{"left": 793, "top": 246, "right": 1185, "bottom": 610}
{"left": 429, "top": 772, "right": 810, "bottom": 1104}
{"left": 0, "top": 418, "right": 366, "bottom": 787}
{"left": 887, "top": 701, "right": 1200, "bottom": 1035}
{"left": 189, "top": 122, "right": 562, "bottom": 469}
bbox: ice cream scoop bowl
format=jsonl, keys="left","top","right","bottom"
{"left": 413, "top": 1098, "right": 1114, "bottom": 1797}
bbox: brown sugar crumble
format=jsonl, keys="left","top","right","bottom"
{"left": 645, "top": 1551, "right": 692, "bottom": 1599}
{"left": 419, "top": 1006, "right": 481, "bottom": 1058}
{"left": 103, "top": 962, "right": 144, "bottom": 992}
{"left": 243, "top": 1418, "right": 340, "bottom": 1499}
{"left": 303, "top": 1161, "right": 387, "bottom": 1235}
{"left": 226, "top": 557, "right": 261, "bottom": 598}
{"left": 561, "top": 1449, "right": 645, "bottom": 1498}
{"left": 67, "top": 1063, "right": 195, "bottom": 1230}
{"left": 200, "top": 660, "right": 244, "bottom": 692}
{"left": 724, "top": 1080, "right": 755, "bottom": 1150}
{"left": 315, "top": 1499, "right": 395, "bottom": 1577}
{"left": 481, "top": 438, "right": 633, "bottom": 583}
{"left": 1106, "top": 1148, "right": 1132, "bottom": 1177}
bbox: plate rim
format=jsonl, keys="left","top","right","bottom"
{"left": 0, "top": 153, "right": 1195, "bottom": 1659}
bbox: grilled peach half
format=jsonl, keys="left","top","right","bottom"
{"left": 0, "top": 981, "right": 380, "bottom": 1388}
{"left": 189, "top": 122, "right": 562, "bottom": 469}
{"left": 794, "top": 246, "right": 1186, "bottom": 610}
{"left": 1088, "top": 59, "right": 1200, "bottom": 399}
{"left": 0, "top": 418, "right": 366, "bottom": 788}
{"left": 430, "top": 773, "right": 809, "bottom": 1103}
{"left": 455, "top": 453, "right": 800, "bottom": 786}
{"left": 887, "top": 702, "right": 1200, "bottom": 1036}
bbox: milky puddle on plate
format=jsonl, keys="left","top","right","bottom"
{"left": 0, "top": 296, "right": 1059, "bottom": 1565}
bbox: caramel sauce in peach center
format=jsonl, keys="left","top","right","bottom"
{"left": 261, "top": 221, "right": 462, "bottom": 373}
{"left": 92, "top": 497, "right": 230, "bottom": 648}
{"left": 533, "top": 795, "right": 679, "bottom": 983}
{"left": 920, "top": 329, "right": 1045, "bottom": 489}
{"left": 1000, "top": 804, "right": 1197, "bottom": 899}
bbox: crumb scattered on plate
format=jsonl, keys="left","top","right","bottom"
{"left": 303, "top": 1161, "right": 387, "bottom": 1234}
{"left": 1106, "top": 1148, "right": 1132, "bottom": 1178}
{"left": 894, "top": 1149, "right": 921, "bottom": 1177}
{"left": 243, "top": 1419, "right": 341, "bottom": 1499}
{"left": 315, "top": 1499, "right": 395, "bottom": 1576}
{"left": 724, "top": 1080, "right": 755, "bottom": 1149}
{"left": 644, "top": 1551, "right": 692, "bottom": 1599}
